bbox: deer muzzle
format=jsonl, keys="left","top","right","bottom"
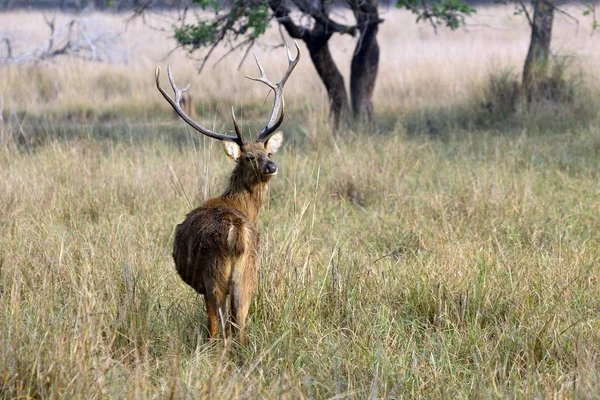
{"left": 264, "top": 160, "right": 278, "bottom": 175}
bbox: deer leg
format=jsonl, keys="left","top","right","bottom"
{"left": 230, "top": 294, "right": 238, "bottom": 330}
{"left": 204, "top": 295, "right": 218, "bottom": 339}
{"left": 205, "top": 288, "right": 228, "bottom": 341}
{"left": 231, "top": 267, "right": 256, "bottom": 345}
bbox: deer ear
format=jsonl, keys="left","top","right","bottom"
{"left": 223, "top": 140, "right": 241, "bottom": 160}
{"left": 265, "top": 131, "right": 283, "bottom": 154}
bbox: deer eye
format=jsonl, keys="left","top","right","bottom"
{"left": 267, "top": 153, "right": 272, "bottom": 157}
{"left": 245, "top": 154, "right": 255, "bottom": 162}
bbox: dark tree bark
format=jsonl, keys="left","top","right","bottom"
{"left": 270, "top": 0, "right": 352, "bottom": 129}
{"left": 522, "top": 0, "right": 554, "bottom": 103}
{"left": 350, "top": 0, "right": 380, "bottom": 124}
{"left": 306, "top": 34, "right": 351, "bottom": 128}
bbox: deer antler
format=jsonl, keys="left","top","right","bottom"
{"left": 246, "top": 41, "right": 301, "bottom": 142}
{"left": 155, "top": 65, "right": 245, "bottom": 145}
{"left": 156, "top": 41, "right": 300, "bottom": 145}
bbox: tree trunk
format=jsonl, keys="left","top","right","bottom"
{"left": 522, "top": 0, "right": 554, "bottom": 103}
{"left": 270, "top": 0, "right": 355, "bottom": 129}
{"left": 350, "top": 0, "right": 380, "bottom": 124}
{"left": 305, "top": 34, "right": 351, "bottom": 130}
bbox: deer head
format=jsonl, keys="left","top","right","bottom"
{"left": 155, "top": 42, "right": 300, "bottom": 185}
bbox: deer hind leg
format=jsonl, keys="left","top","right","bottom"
{"left": 204, "top": 296, "right": 218, "bottom": 339}
{"left": 204, "top": 286, "right": 228, "bottom": 341}
{"left": 230, "top": 257, "right": 257, "bottom": 345}
{"left": 230, "top": 283, "right": 252, "bottom": 345}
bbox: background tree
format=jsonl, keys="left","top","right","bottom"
{"left": 170, "top": 0, "right": 475, "bottom": 128}
{"left": 522, "top": 0, "right": 554, "bottom": 104}
{"left": 500, "top": 0, "right": 597, "bottom": 108}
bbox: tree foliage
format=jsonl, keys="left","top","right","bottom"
{"left": 172, "top": 0, "right": 475, "bottom": 68}
{"left": 397, "top": 0, "right": 475, "bottom": 30}
{"left": 166, "top": 0, "right": 474, "bottom": 127}
{"left": 174, "top": 0, "right": 273, "bottom": 57}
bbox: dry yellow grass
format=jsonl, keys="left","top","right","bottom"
{"left": 1, "top": 5, "right": 600, "bottom": 398}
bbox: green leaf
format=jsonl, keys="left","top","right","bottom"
{"left": 396, "top": 0, "right": 475, "bottom": 30}
{"left": 174, "top": 22, "right": 217, "bottom": 46}
{"left": 191, "top": 0, "right": 217, "bottom": 10}
{"left": 245, "top": 2, "right": 270, "bottom": 39}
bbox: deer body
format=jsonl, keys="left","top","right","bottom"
{"left": 172, "top": 139, "right": 281, "bottom": 344}
{"left": 173, "top": 200, "right": 259, "bottom": 343}
{"left": 155, "top": 43, "right": 299, "bottom": 344}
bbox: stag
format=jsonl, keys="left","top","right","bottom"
{"left": 155, "top": 43, "right": 300, "bottom": 345}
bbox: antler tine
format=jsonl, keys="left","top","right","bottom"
{"left": 279, "top": 41, "right": 301, "bottom": 88}
{"left": 245, "top": 55, "right": 277, "bottom": 90}
{"left": 230, "top": 106, "right": 245, "bottom": 145}
{"left": 155, "top": 66, "right": 243, "bottom": 145}
{"left": 251, "top": 41, "right": 301, "bottom": 142}
{"left": 166, "top": 65, "right": 191, "bottom": 102}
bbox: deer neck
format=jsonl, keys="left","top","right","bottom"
{"left": 222, "top": 169, "right": 268, "bottom": 224}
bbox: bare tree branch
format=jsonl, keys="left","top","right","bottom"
{"left": 126, "top": 0, "right": 156, "bottom": 23}
{"left": 214, "top": 37, "right": 255, "bottom": 68}
{"left": 1, "top": 14, "right": 124, "bottom": 64}
{"left": 553, "top": 4, "right": 580, "bottom": 36}
{"left": 237, "top": 40, "right": 255, "bottom": 70}
{"left": 270, "top": 0, "right": 311, "bottom": 40}
{"left": 517, "top": 0, "right": 534, "bottom": 27}
{"left": 294, "top": 0, "right": 357, "bottom": 36}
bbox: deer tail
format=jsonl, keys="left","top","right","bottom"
{"left": 226, "top": 222, "right": 251, "bottom": 257}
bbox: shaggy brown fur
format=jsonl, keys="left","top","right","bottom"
{"left": 172, "top": 135, "right": 283, "bottom": 344}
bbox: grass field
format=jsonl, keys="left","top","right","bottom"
{"left": 1, "top": 6, "right": 600, "bottom": 398}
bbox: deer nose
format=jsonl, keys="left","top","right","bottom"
{"left": 265, "top": 161, "right": 278, "bottom": 175}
